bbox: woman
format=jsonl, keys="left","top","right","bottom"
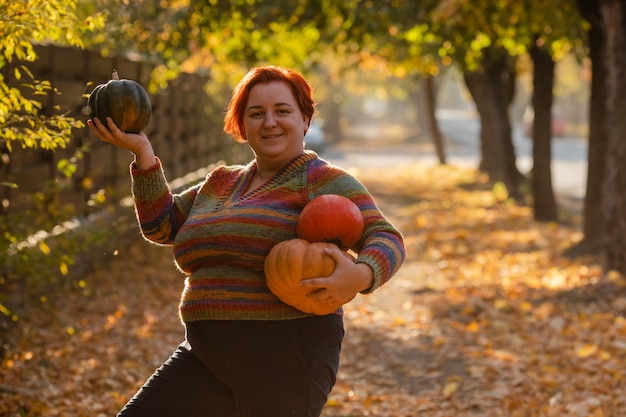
{"left": 88, "top": 65, "right": 405, "bottom": 417}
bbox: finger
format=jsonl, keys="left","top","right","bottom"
{"left": 92, "top": 116, "right": 107, "bottom": 128}
{"left": 306, "top": 287, "right": 325, "bottom": 296}
{"left": 87, "top": 119, "right": 96, "bottom": 132}
{"left": 306, "top": 289, "right": 333, "bottom": 302}
{"left": 87, "top": 118, "right": 112, "bottom": 141}
{"left": 323, "top": 246, "right": 343, "bottom": 259}
{"left": 300, "top": 277, "right": 329, "bottom": 289}
{"left": 87, "top": 117, "right": 100, "bottom": 130}
{"left": 324, "top": 247, "right": 355, "bottom": 265}
{"left": 89, "top": 117, "right": 109, "bottom": 133}
{"left": 305, "top": 287, "right": 326, "bottom": 300}
{"left": 101, "top": 116, "right": 124, "bottom": 136}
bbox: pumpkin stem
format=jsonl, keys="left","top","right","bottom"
{"left": 112, "top": 70, "right": 119, "bottom": 80}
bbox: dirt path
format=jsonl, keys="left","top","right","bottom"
{"left": 3, "top": 162, "right": 624, "bottom": 417}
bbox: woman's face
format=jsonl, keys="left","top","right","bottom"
{"left": 243, "top": 81, "right": 309, "bottom": 168}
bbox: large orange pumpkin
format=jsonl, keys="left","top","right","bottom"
{"left": 296, "top": 194, "right": 364, "bottom": 249}
{"left": 264, "top": 238, "right": 355, "bottom": 315}
{"left": 87, "top": 70, "right": 151, "bottom": 133}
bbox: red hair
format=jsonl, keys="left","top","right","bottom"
{"left": 224, "top": 66, "right": 315, "bottom": 143}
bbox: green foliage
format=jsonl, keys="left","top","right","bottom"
{"left": 422, "top": 0, "right": 588, "bottom": 71}
{"left": 0, "top": 144, "right": 111, "bottom": 321}
{"left": 0, "top": 0, "right": 104, "bottom": 152}
{"left": 76, "top": 0, "right": 190, "bottom": 91}
{"left": 0, "top": 67, "right": 83, "bottom": 152}
{"left": 76, "top": 0, "right": 329, "bottom": 90}
{"left": 69, "top": 0, "right": 590, "bottom": 89}
{"left": 0, "top": 0, "right": 107, "bottom": 320}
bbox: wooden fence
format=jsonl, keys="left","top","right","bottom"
{"left": 1, "top": 44, "right": 250, "bottom": 218}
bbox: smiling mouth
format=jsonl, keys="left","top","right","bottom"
{"left": 263, "top": 133, "right": 284, "bottom": 139}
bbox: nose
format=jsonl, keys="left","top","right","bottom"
{"left": 264, "top": 113, "right": 277, "bottom": 127}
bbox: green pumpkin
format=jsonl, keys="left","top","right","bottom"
{"left": 87, "top": 70, "right": 151, "bottom": 134}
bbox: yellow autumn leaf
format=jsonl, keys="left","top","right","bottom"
{"left": 442, "top": 380, "right": 460, "bottom": 398}
{"left": 577, "top": 344, "right": 598, "bottom": 358}
{"left": 608, "top": 270, "right": 622, "bottom": 281}
{"left": 392, "top": 316, "right": 406, "bottom": 326}
{"left": 466, "top": 320, "right": 480, "bottom": 333}
{"left": 415, "top": 214, "right": 428, "bottom": 228}
{"left": 324, "top": 398, "right": 340, "bottom": 407}
{"left": 492, "top": 181, "right": 509, "bottom": 202}
{"left": 39, "top": 241, "right": 51, "bottom": 255}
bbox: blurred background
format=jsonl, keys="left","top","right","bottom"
{"left": 5, "top": 0, "right": 624, "bottom": 330}
{"left": 4, "top": 2, "right": 626, "bottom": 415}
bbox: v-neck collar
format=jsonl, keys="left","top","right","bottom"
{"left": 227, "top": 151, "right": 318, "bottom": 205}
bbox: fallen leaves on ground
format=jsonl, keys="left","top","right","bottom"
{"left": 2, "top": 162, "right": 624, "bottom": 417}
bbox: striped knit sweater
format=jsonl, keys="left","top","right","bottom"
{"left": 131, "top": 151, "right": 405, "bottom": 322}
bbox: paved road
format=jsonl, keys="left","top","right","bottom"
{"left": 321, "top": 111, "right": 588, "bottom": 200}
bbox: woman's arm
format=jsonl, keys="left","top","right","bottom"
{"left": 87, "top": 116, "right": 157, "bottom": 169}
{"left": 88, "top": 116, "right": 196, "bottom": 245}
{"left": 300, "top": 161, "right": 406, "bottom": 302}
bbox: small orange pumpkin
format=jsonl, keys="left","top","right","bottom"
{"left": 87, "top": 70, "right": 151, "bottom": 133}
{"left": 264, "top": 238, "right": 355, "bottom": 315}
{"left": 296, "top": 194, "right": 364, "bottom": 250}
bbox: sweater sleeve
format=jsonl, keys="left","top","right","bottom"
{"left": 131, "top": 158, "right": 199, "bottom": 246}
{"left": 306, "top": 160, "right": 406, "bottom": 293}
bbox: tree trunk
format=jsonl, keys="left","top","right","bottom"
{"left": 421, "top": 76, "right": 446, "bottom": 164}
{"left": 406, "top": 78, "right": 427, "bottom": 142}
{"left": 324, "top": 97, "right": 342, "bottom": 143}
{"left": 319, "top": 77, "right": 343, "bottom": 144}
{"left": 600, "top": 0, "right": 626, "bottom": 274}
{"left": 569, "top": 0, "right": 608, "bottom": 256}
{"left": 529, "top": 42, "right": 558, "bottom": 222}
{"left": 463, "top": 53, "right": 523, "bottom": 201}
{"left": 464, "top": 70, "right": 506, "bottom": 175}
